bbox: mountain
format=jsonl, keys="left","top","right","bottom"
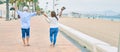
{"left": 78, "top": 10, "right": 120, "bottom": 16}
{"left": 101, "top": 10, "right": 119, "bottom": 16}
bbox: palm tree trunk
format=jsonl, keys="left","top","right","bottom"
{"left": 34, "top": 3, "right": 36, "bottom": 11}
{"left": 6, "top": 0, "right": 9, "bottom": 21}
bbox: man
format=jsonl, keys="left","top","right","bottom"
{"left": 15, "top": 6, "right": 37, "bottom": 46}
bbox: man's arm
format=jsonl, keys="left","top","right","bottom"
{"left": 14, "top": 2, "right": 21, "bottom": 18}
{"left": 14, "top": 5, "right": 21, "bottom": 16}
{"left": 14, "top": 6, "right": 18, "bottom": 11}
{"left": 30, "top": 12, "right": 37, "bottom": 17}
{"left": 14, "top": 1, "right": 18, "bottom": 11}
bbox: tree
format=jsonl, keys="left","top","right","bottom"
{"left": 6, "top": 0, "right": 9, "bottom": 21}
{"left": 33, "top": 0, "right": 38, "bottom": 11}
{"left": 9, "top": 0, "right": 15, "bottom": 5}
{"left": 0, "top": 1, "right": 3, "bottom": 4}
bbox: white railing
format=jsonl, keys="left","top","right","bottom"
{"left": 59, "top": 23, "right": 117, "bottom": 52}
{"left": 0, "top": 10, "right": 2, "bottom": 17}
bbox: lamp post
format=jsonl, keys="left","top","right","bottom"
{"left": 45, "top": 2, "right": 48, "bottom": 14}
{"left": 53, "top": 0, "right": 55, "bottom": 10}
{"left": 6, "top": 0, "right": 9, "bottom": 21}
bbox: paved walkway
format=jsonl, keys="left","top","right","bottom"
{"left": 0, "top": 16, "right": 81, "bottom": 52}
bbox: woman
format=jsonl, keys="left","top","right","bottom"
{"left": 42, "top": 7, "right": 65, "bottom": 47}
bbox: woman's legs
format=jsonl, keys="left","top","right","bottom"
{"left": 53, "top": 28, "right": 58, "bottom": 46}
{"left": 50, "top": 28, "right": 54, "bottom": 44}
{"left": 50, "top": 28, "right": 59, "bottom": 47}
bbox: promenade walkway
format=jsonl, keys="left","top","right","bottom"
{"left": 0, "top": 16, "right": 81, "bottom": 52}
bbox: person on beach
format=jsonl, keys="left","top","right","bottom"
{"left": 15, "top": 6, "right": 39, "bottom": 46}
{"left": 41, "top": 7, "right": 65, "bottom": 47}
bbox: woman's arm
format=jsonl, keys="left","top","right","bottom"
{"left": 58, "top": 7, "right": 66, "bottom": 17}
{"left": 59, "top": 10, "right": 63, "bottom": 17}
{"left": 43, "top": 13, "right": 48, "bottom": 18}
{"left": 41, "top": 11, "right": 48, "bottom": 18}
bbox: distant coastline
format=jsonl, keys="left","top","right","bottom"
{"left": 63, "top": 12, "right": 120, "bottom": 22}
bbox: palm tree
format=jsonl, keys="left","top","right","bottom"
{"left": 27, "top": 0, "right": 39, "bottom": 12}
{"left": 0, "top": 1, "right": 4, "bottom": 4}
{"left": 9, "top": 0, "right": 15, "bottom": 5}
{"left": 17, "top": 0, "right": 27, "bottom": 11}
{"left": 27, "top": 0, "right": 34, "bottom": 11}
{"left": 33, "top": 0, "right": 38, "bottom": 11}
{"left": 13, "top": 0, "right": 39, "bottom": 12}
{"left": 6, "top": 0, "right": 9, "bottom": 21}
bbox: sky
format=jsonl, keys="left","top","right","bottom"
{"left": 38, "top": 0, "right": 120, "bottom": 13}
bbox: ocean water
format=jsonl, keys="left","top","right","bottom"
{"left": 79, "top": 15, "right": 120, "bottom": 22}
{"left": 96, "top": 16, "right": 120, "bottom": 22}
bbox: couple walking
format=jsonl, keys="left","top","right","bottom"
{"left": 15, "top": 6, "right": 65, "bottom": 47}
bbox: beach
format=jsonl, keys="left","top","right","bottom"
{"left": 59, "top": 17, "right": 120, "bottom": 47}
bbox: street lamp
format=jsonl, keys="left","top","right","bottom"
{"left": 45, "top": 2, "right": 48, "bottom": 13}
{"left": 53, "top": 0, "right": 55, "bottom": 10}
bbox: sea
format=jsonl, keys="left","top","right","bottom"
{"left": 69, "top": 14, "right": 120, "bottom": 22}
{"left": 98, "top": 16, "right": 120, "bottom": 22}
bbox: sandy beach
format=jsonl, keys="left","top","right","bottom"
{"left": 59, "top": 17, "right": 120, "bottom": 47}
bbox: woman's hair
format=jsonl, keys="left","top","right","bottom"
{"left": 51, "top": 11, "right": 58, "bottom": 20}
